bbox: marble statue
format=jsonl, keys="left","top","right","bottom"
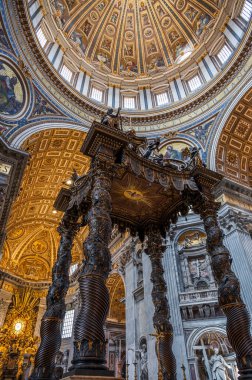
{"left": 209, "top": 348, "right": 232, "bottom": 380}
{"left": 136, "top": 343, "right": 148, "bottom": 380}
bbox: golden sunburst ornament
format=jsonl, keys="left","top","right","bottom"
{"left": 124, "top": 189, "right": 144, "bottom": 201}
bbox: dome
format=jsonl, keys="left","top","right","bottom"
{"left": 50, "top": 0, "right": 218, "bottom": 77}
{"left": 26, "top": 0, "right": 250, "bottom": 118}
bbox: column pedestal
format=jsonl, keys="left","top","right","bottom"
{"left": 63, "top": 369, "right": 116, "bottom": 378}
{"left": 63, "top": 376, "right": 120, "bottom": 380}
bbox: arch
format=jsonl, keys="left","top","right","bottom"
{"left": 209, "top": 78, "right": 252, "bottom": 171}
{"left": 107, "top": 272, "right": 126, "bottom": 323}
{"left": 187, "top": 326, "right": 227, "bottom": 358}
{"left": 7, "top": 122, "right": 90, "bottom": 148}
{"left": 173, "top": 226, "right": 206, "bottom": 248}
{"left": 3, "top": 127, "right": 89, "bottom": 282}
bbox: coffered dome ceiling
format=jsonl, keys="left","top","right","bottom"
{"left": 49, "top": 0, "right": 221, "bottom": 78}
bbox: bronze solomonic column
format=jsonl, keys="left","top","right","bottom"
{"left": 190, "top": 172, "right": 252, "bottom": 379}
{"left": 69, "top": 159, "right": 114, "bottom": 376}
{"left": 30, "top": 207, "right": 79, "bottom": 380}
{"left": 146, "top": 225, "right": 177, "bottom": 380}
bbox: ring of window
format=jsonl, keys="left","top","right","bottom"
{"left": 60, "top": 65, "right": 73, "bottom": 83}
{"left": 124, "top": 96, "right": 136, "bottom": 109}
{"left": 91, "top": 87, "right": 103, "bottom": 103}
{"left": 217, "top": 44, "right": 233, "bottom": 65}
{"left": 240, "top": 0, "right": 252, "bottom": 22}
{"left": 156, "top": 92, "right": 169, "bottom": 107}
{"left": 188, "top": 75, "right": 202, "bottom": 92}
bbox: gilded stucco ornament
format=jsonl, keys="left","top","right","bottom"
{"left": 0, "top": 288, "right": 40, "bottom": 379}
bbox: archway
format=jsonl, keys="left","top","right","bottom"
{"left": 187, "top": 327, "right": 238, "bottom": 380}
{"left": 106, "top": 272, "right": 126, "bottom": 378}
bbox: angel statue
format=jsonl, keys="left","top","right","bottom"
{"left": 101, "top": 107, "right": 122, "bottom": 130}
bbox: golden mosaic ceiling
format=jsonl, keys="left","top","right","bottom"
{"left": 49, "top": 0, "right": 222, "bottom": 78}
{"left": 0, "top": 129, "right": 90, "bottom": 282}
{"left": 216, "top": 88, "right": 252, "bottom": 188}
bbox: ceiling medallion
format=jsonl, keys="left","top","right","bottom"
{"left": 176, "top": 0, "right": 186, "bottom": 11}
{"left": 144, "top": 28, "right": 153, "bottom": 39}
{"left": 8, "top": 227, "right": 25, "bottom": 240}
{"left": 124, "top": 189, "right": 144, "bottom": 201}
{"left": 31, "top": 240, "right": 48, "bottom": 254}
{"left": 162, "top": 16, "right": 172, "bottom": 28}
{"left": 125, "top": 31, "right": 134, "bottom": 41}
{"left": 106, "top": 24, "right": 116, "bottom": 36}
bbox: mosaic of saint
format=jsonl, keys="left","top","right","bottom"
{"left": 178, "top": 230, "right": 206, "bottom": 250}
{"left": 0, "top": 61, "right": 24, "bottom": 116}
{"left": 160, "top": 141, "right": 191, "bottom": 161}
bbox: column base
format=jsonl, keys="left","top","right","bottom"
{"left": 63, "top": 377, "right": 120, "bottom": 380}
{"left": 63, "top": 368, "right": 117, "bottom": 378}
{"left": 64, "top": 375, "right": 119, "bottom": 380}
{"left": 238, "top": 371, "right": 252, "bottom": 380}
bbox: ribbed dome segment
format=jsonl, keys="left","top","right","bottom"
{"left": 50, "top": 0, "right": 220, "bottom": 77}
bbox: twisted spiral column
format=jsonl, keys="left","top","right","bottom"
{"left": 30, "top": 207, "right": 79, "bottom": 380}
{"left": 193, "top": 198, "right": 252, "bottom": 379}
{"left": 71, "top": 162, "right": 112, "bottom": 371}
{"left": 146, "top": 226, "right": 177, "bottom": 380}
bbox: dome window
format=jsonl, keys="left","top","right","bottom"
{"left": 188, "top": 75, "right": 202, "bottom": 92}
{"left": 240, "top": 0, "right": 252, "bottom": 22}
{"left": 217, "top": 44, "right": 232, "bottom": 65}
{"left": 60, "top": 65, "right": 73, "bottom": 83}
{"left": 156, "top": 92, "right": 169, "bottom": 106}
{"left": 36, "top": 28, "right": 47, "bottom": 48}
{"left": 62, "top": 309, "right": 75, "bottom": 338}
{"left": 91, "top": 87, "right": 103, "bottom": 103}
{"left": 124, "top": 96, "right": 136, "bottom": 109}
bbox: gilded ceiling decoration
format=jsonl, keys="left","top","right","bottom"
{"left": 0, "top": 288, "right": 40, "bottom": 377}
{"left": 0, "top": 129, "right": 90, "bottom": 282}
{"left": 48, "top": 0, "right": 221, "bottom": 78}
{"left": 216, "top": 88, "right": 252, "bottom": 187}
{"left": 107, "top": 273, "right": 125, "bottom": 323}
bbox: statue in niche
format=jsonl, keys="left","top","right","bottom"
{"left": 209, "top": 348, "right": 232, "bottom": 380}
{"left": 203, "top": 304, "right": 211, "bottom": 318}
{"left": 133, "top": 248, "right": 143, "bottom": 285}
{"left": 62, "top": 349, "right": 69, "bottom": 373}
{"left": 101, "top": 107, "right": 122, "bottom": 130}
{"left": 136, "top": 341, "right": 148, "bottom": 380}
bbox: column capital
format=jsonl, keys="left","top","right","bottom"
{"left": 219, "top": 208, "right": 252, "bottom": 235}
